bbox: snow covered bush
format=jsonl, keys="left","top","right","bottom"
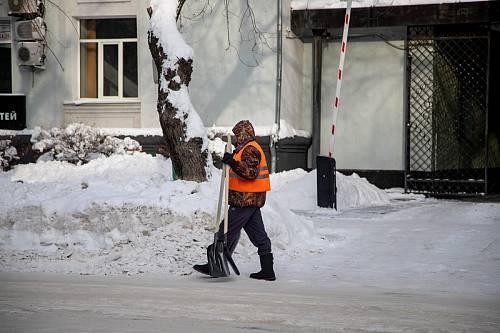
{"left": 0, "top": 140, "right": 19, "bottom": 171}
{"left": 31, "top": 123, "right": 141, "bottom": 164}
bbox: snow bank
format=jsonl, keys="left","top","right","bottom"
{"left": 0, "top": 154, "right": 389, "bottom": 275}
{"left": 270, "top": 168, "right": 389, "bottom": 211}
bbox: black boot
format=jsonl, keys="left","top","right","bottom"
{"left": 250, "top": 253, "right": 276, "bottom": 281}
{"left": 193, "top": 263, "right": 210, "bottom": 276}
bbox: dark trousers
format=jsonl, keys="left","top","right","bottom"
{"left": 217, "top": 207, "right": 272, "bottom": 256}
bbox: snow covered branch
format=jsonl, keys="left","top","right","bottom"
{"left": 0, "top": 140, "right": 19, "bottom": 171}
{"left": 31, "top": 123, "right": 141, "bottom": 164}
{"left": 148, "top": 0, "right": 209, "bottom": 182}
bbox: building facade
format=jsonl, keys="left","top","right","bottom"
{"left": 1, "top": 0, "right": 498, "bottom": 193}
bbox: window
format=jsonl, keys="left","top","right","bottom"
{"left": 0, "top": 20, "right": 12, "bottom": 94}
{"left": 79, "top": 18, "right": 138, "bottom": 99}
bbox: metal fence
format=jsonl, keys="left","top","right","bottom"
{"left": 405, "top": 25, "right": 490, "bottom": 195}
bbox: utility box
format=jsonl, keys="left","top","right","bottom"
{"left": 0, "top": 94, "right": 26, "bottom": 130}
{"left": 317, "top": 155, "right": 337, "bottom": 209}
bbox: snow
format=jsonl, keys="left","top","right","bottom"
{"left": 0, "top": 140, "right": 19, "bottom": 169}
{"left": 291, "top": 0, "right": 491, "bottom": 10}
{"left": 0, "top": 153, "right": 391, "bottom": 275}
{"left": 149, "top": 0, "right": 193, "bottom": 60}
{"left": 149, "top": 0, "right": 207, "bottom": 145}
{"left": 30, "top": 124, "right": 141, "bottom": 164}
{"left": 1, "top": 122, "right": 310, "bottom": 139}
{"left": 1, "top": 153, "right": 499, "bottom": 301}
{"left": 208, "top": 119, "right": 311, "bottom": 140}
{"left": 99, "top": 128, "right": 164, "bottom": 137}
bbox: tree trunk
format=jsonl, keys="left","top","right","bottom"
{"left": 147, "top": 1, "right": 208, "bottom": 182}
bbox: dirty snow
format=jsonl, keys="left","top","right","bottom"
{"left": 0, "top": 152, "right": 499, "bottom": 306}
{"left": 0, "top": 153, "right": 388, "bottom": 275}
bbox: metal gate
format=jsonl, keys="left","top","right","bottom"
{"left": 405, "top": 25, "right": 490, "bottom": 195}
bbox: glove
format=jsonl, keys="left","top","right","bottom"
{"left": 222, "top": 152, "right": 238, "bottom": 169}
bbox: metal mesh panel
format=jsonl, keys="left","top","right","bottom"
{"left": 406, "top": 26, "right": 489, "bottom": 194}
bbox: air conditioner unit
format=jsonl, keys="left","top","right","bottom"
{"left": 15, "top": 17, "right": 46, "bottom": 41}
{"left": 8, "top": 0, "right": 43, "bottom": 18}
{"left": 17, "top": 41, "right": 45, "bottom": 67}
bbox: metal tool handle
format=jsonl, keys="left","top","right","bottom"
{"left": 223, "top": 134, "right": 231, "bottom": 241}
{"left": 215, "top": 159, "right": 225, "bottom": 229}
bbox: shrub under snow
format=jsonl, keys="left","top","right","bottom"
{"left": 0, "top": 140, "right": 19, "bottom": 171}
{"left": 31, "top": 123, "right": 141, "bottom": 164}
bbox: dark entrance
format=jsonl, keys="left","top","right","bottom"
{"left": 405, "top": 25, "right": 497, "bottom": 195}
{"left": 0, "top": 44, "right": 12, "bottom": 93}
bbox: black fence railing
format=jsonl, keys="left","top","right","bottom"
{"left": 405, "top": 25, "right": 490, "bottom": 195}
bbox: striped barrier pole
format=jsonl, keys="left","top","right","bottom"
{"left": 329, "top": 0, "right": 353, "bottom": 157}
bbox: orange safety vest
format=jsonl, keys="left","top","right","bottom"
{"left": 229, "top": 141, "right": 271, "bottom": 192}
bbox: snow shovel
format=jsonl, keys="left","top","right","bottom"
{"left": 207, "top": 134, "right": 240, "bottom": 277}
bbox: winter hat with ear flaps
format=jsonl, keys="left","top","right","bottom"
{"left": 232, "top": 120, "right": 256, "bottom": 145}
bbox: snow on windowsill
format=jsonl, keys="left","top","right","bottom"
{"left": 65, "top": 99, "right": 141, "bottom": 106}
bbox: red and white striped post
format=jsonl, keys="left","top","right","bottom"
{"left": 329, "top": 0, "right": 353, "bottom": 157}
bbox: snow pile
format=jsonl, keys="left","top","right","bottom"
{"left": 208, "top": 119, "right": 311, "bottom": 140}
{"left": 31, "top": 123, "right": 141, "bottom": 164}
{"left": 0, "top": 154, "right": 389, "bottom": 275}
{"left": 0, "top": 140, "right": 19, "bottom": 171}
{"left": 290, "top": 0, "right": 488, "bottom": 10}
{"left": 270, "top": 169, "right": 389, "bottom": 211}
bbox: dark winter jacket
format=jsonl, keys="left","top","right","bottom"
{"left": 228, "top": 120, "right": 267, "bottom": 208}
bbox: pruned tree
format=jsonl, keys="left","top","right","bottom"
{"left": 148, "top": 0, "right": 208, "bottom": 182}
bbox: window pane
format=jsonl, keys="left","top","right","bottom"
{"left": 80, "top": 19, "right": 137, "bottom": 39}
{"left": 103, "top": 44, "right": 118, "bottom": 96}
{"left": 80, "top": 42, "right": 98, "bottom": 98}
{"left": 0, "top": 44, "right": 12, "bottom": 93}
{"left": 123, "top": 42, "right": 137, "bottom": 98}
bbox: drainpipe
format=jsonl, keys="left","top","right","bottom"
{"left": 271, "top": 0, "right": 283, "bottom": 174}
{"left": 311, "top": 30, "right": 324, "bottom": 169}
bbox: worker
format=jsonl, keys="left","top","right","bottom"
{"left": 193, "top": 120, "right": 275, "bottom": 281}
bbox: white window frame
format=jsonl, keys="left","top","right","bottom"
{"left": 78, "top": 20, "right": 138, "bottom": 102}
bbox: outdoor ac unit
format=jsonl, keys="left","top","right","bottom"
{"left": 8, "top": 0, "right": 42, "bottom": 18}
{"left": 17, "top": 41, "right": 45, "bottom": 67}
{"left": 15, "top": 17, "right": 46, "bottom": 41}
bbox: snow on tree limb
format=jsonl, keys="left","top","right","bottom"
{"left": 148, "top": 0, "right": 209, "bottom": 182}
{"left": 149, "top": 0, "right": 206, "bottom": 143}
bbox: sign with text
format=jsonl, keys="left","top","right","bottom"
{"left": 0, "top": 95, "right": 26, "bottom": 130}
{"left": 0, "top": 21, "right": 11, "bottom": 42}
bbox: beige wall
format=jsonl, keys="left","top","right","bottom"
{"left": 2, "top": 0, "right": 309, "bottom": 133}
{"left": 303, "top": 39, "right": 406, "bottom": 170}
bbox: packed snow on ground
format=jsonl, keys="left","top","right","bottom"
{"left": 290, "top": 0, "right": 490, "bottom": 10}
{"left": 0, "top": 153, "right": 388, "bottom": 275}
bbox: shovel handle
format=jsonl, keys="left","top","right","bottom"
{"left": 223, "top": 134, "right": 231, "bottom": 237}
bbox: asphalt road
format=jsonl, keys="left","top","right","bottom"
{"left": 1, "top": 272, "right": 499, "bottom": 333}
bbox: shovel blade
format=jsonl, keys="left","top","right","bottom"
{"left": 207, "top": 237, "right": 230, "bottom": 278}
{"left": 223, "top": 248, "right": 240, "bottom": 276}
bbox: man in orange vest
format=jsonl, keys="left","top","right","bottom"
{"left": 194, "top": 120, "right": 275, "bottom": 281}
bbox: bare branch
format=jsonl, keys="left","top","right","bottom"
{"left": 176, "top": 0, "right": 187, "bottom": 22}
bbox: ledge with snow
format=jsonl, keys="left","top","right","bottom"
{"left": 291, "top": 0, "right": 498, "bottom": 40}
